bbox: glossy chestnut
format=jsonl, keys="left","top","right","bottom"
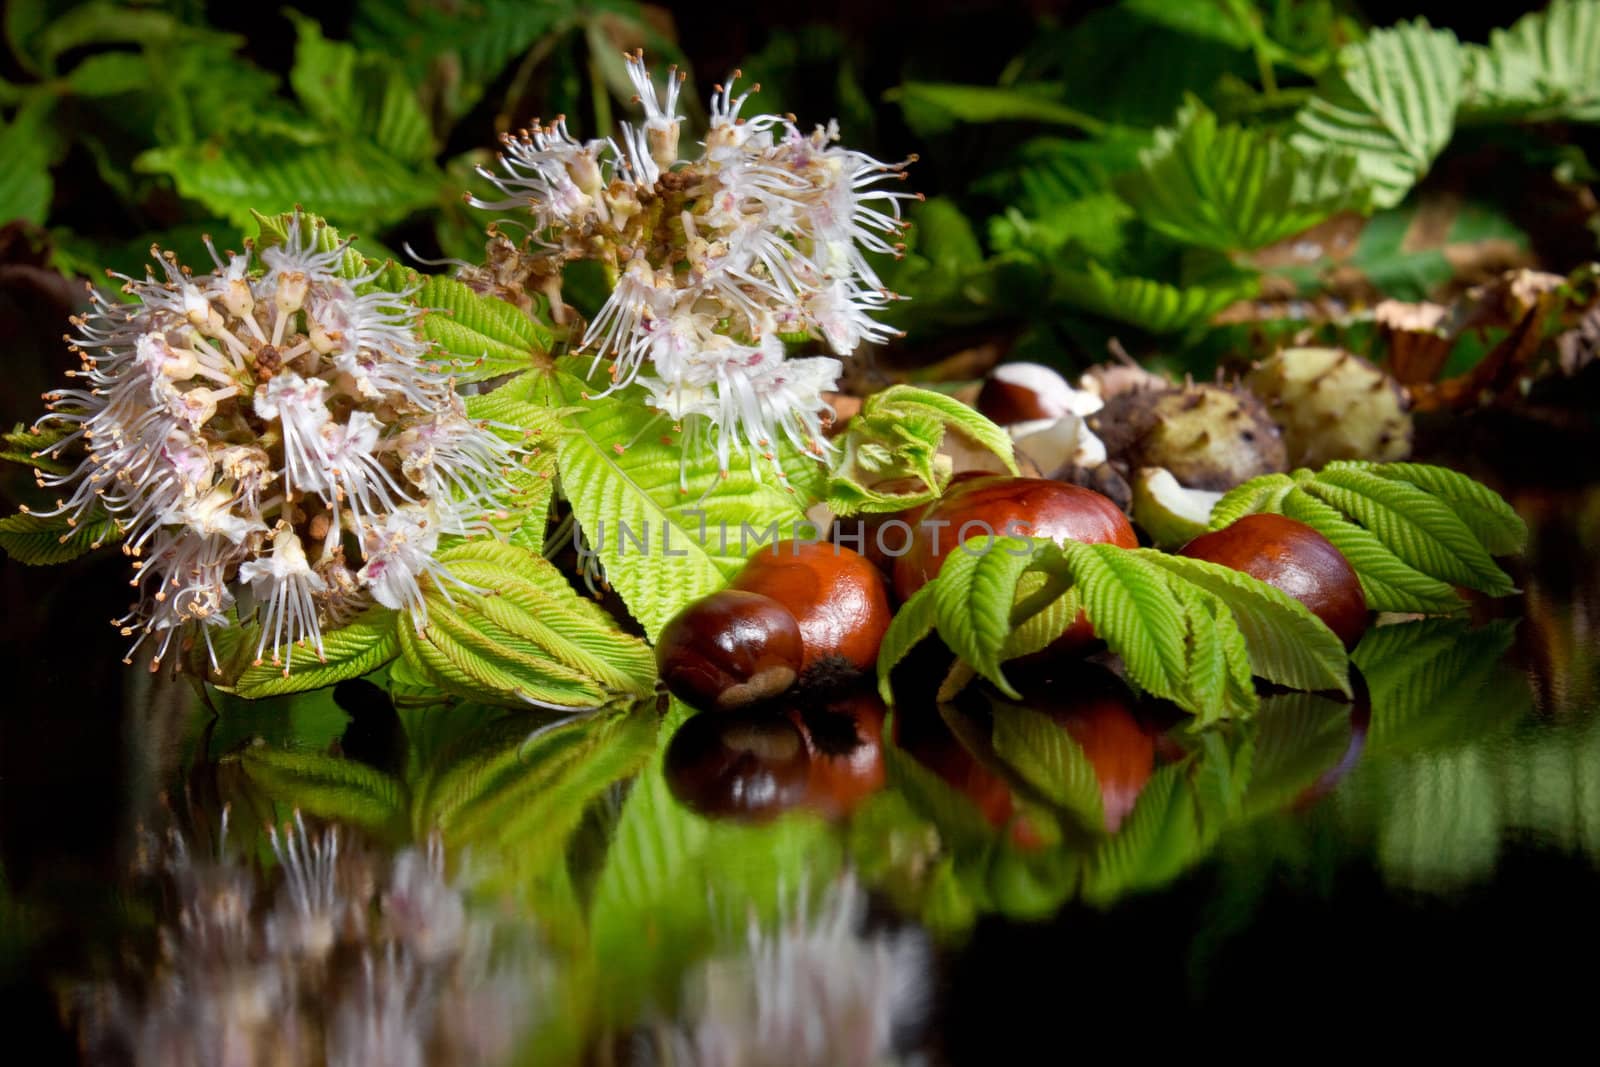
{"left": 731, "top": 540, "right": 893, "bottom": 673}
{"left": 655, "top": 589, "right": 805, "bottom": 711}
{"left": 976, "top": 362, "right": 1081, "bottom": 426}
{"left": 1179, "top": 513, "right": 1368, "bottom": 649}
{"left": 664, "top": 709, "right": 812, "bottom": 821}
{"left": 893, "top": 475, "right": 1136, "bottom": 651}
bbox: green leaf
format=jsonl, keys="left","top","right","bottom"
{"left": 61, "top": 51, "right": 149, "bottom": 97}
{"left": 286, "top": 11, "right": 434, "bottom": 163}
{"left": 463, "top": 372, "right": 563, "bottom": 550}
{"left": 974, "top": 135, "right": 1149, "bottom": 218}
{"left": 1049, "top": 260, "right": 1252, "bottom": 334}
{"left": 931, "top": 536, "right": 1047, "bottom": 698}
{"left": 1304, "top": 466, "right": 1514, "bottom": 596}
{"left": 1060, "top": 542, "right": 1191, "bottom": 706}
{"left": 1280, "top": 488, "right": 1463, "bottom": 613}
{"left": 990, "top": 704, "right": 1106, "bottom": 832}
{"left": 1241, "top": 690, "right": 1358, "bottom": 816}
{"left": 136, "top": 136, "right": 440, "bottom": 232}
{"left": 0, "top": 97, "right": 52, "bottom": 224}
{"left": 1291, "top": 20, "right": 1465, "bottom": 209}
{"left": 1117, "top": 97, "right": 1367, "bottom": 251}
{"left": 1463, "top": 0, "right": 1600, "bottom": 124}
{"left": 1170, "top": 578, "right": 1258, "bottom": 725}
{"left": 416, "top": 275, "right": 552, "bottom": 382}
{"left": 555, "top": 372, "right": 818, "bottom": 640}
{"left": 0, "top": 508, "right": 121, "bottom": 565}
{"left": 397, "top": 539, "right": 653, "bottom": 708}
{"left": 1209, "top": 472, "right": 1296, "bottom": 529}
{"left": 1, "top": 422, "right": 71, "bottom": 476}
{"left": 1080, "top": 764, "right": 1201, "bottom": 905}
{"left": 1137, "top": 551, "right": 1351, "bottom": 695}
{"left": 888, "top": 82, "right": 1110, "bottom": 137}
{"left": 1357, "top": 461, "right": 1527, "bottom": 556}
{"left": 231, "top": 607, "right": 401, "bottom": 698}
{"left": 828, "top": 384, "right": 1016, "bottom": 515}
{"left": 988, "top": 193, "right": 1133, "bottom": 263}
{"left": 236, "top": 742, "right": 409, "bottom": 841}
{"left": 433, "top": 540, "right": 656, "bottom": 697}
{"left": 876, "top": 580, "right": 940, "bottom": 704}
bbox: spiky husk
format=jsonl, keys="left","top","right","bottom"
{"left": 1247, "top": 347, "right": 1413, "bottom": 467}
{"left": 1090, "top": 382, "right": 1287, "bottom": 492}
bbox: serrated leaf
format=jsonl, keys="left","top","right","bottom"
{"left": 236, "top": 742, "right": 409, "bottom": 841}
{"left": 398, "top": 585, "right": 614, "bottom": 710}
{"left": 0, "top": 508, "right": 122, "bottom": 565}
{"left": 433, "top": 539, "right": 655, "bottom": 697}
{"left": 1291, "top": 20, "right": 1464, "bottom": 209}
{"left": 1000, "top": 573, "right": 1079, "bottom": 662}
{"left": 1306, "top": 466, "right": 1514, "bottom": 596}
{"left": 1463, "top": 0, "right": 1600, "bottom": 124}
{"left": 931, "top": 535, "right": 1043, "bottom": 697}
{"left": 1358, "top": 461, "right": 1527, "bottom": 556}
{"left": 286, "top": 12, "right": 433, "bottom": 163}
{"left": 1050, "top": 260, "right": 1253, "bottom": 334}
{"left": 1209, "top": 473, "right": 1296, "bottom": 530}
{"left": 1117, "top": 97, "right": 1367, "bottom": 251}
{"left": 137, "top": 136, "right": 440, "bottom": 232}
{"left": 1060, "top": 542, "right": 1190, "bottom": 705}
{"left": 417, "top": 276, "right": 552, "bottom": 382}
{"left": 464, "top": 373, "right": 562, "bottom": 550}
{"left": 876, "top": 580, "right": 940, "bottom": 704}
{"left": 1138, "top": 551, "right": 1351, "bottom": 696}
{"left": 1171, "top": 579, "right": 1257, "bottom": 725}
{"left": 251, "top": 210, "right": 377, "bottom": 280}
{"left": 555, "top": 372, "right": 817, "bottom": 640}
{"left": 1279, "top": 487, "right": 1463, "bottom": 613}
{"left": 232, "top": 606, "right": 401, "bottom": 698}
{"left": 990, "top": 704, "right": 1106, "bottom": 833}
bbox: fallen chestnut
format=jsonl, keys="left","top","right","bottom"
{"left": 1179, "top": 513, "right": 1368, "bottom": 649}
{"left": 976, "top": 362, "right": 1084, "bottom": 426}
{"left": 893, "top": 475, "right": 1137, "bottom": 599}
{"left": 656, "top": 589, "right": 805, "bottom": 711}
{"left": 731, "top": 540, "right": 893, "bottom": 675}
{"left": 664, "top": 709, "right": 811, "bottom": 821}
{"left": 894, "top": 475, "right": 1137, "bottom": 651}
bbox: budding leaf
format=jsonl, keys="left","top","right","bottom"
{"left": 0, "top": 509, "right": 123, "bottom": 566}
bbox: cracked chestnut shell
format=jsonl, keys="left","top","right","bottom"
{"left": 1179, "top": 513, "right": 1368, "bottom": 649}
{"left": 731, "top": 541, "right": 892, "bottom": 673}
{"left": 656, "top": 589, "right": 805, "bottom": 712}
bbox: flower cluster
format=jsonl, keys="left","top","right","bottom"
{"left": 76, "top": 811, "right": 542, "bottom": 1067}
{"left": 32, "top": 218, "right": 516, "bottom": 674}
{"left": 470, "top": 51, "right": 917, "bottom": 484}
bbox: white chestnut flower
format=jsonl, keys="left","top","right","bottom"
{"left": 470, "top": 53, "right": 918, "bottom": 481}
{"left": 30, "top": 214, "right": 518, "bottom": 676}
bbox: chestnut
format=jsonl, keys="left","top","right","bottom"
{"left": 655, "top": 589, "right": 805, "bottom": 711}
{"left": 1178, "top": 513, "right": 1368, "bottom": 649}
{"left": 664, "top": 709, "right": 811, "bottom": 821}
{"left": 731, "top": 540, "right": 893, "bottom": 675}
{"left": 894, "top": 475, "right": 1137, "bottom": 600}
{"left": 893, "top": 475, "right": 1137, "bottom": 651}
{"left": 976, "top": 362, "right": 1084, "bottom": 426}
{"left": 786, "top": 692, "right": 888, "bottom": 818}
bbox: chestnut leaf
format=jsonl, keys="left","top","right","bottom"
{"left": 0, "top": 507, "right": 123, "bottom": 566}
{"left": 231, "top": 606, "right": 402, "bottom": 698}
{"left": 555, "top": 370, "right": 823, "bottom": 641}
{"left": 395, "top": 540, "right": 657, "bottom": 709}
{"left": 1214, "top": 462, "right": 1522, "bottom": 612}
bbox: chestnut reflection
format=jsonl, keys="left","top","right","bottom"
{"left": 665, "top": 710, "right": 812, "bottom": 821}
{"left": 893, "top": 704, "right": 1047, "bottom": 850}
{"left": 789, "top": 692, "right": 889, "bottom": 818}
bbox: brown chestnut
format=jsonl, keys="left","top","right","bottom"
{"left": 1179, "top": 513, "right": 1368, "bottom": 649}
{"left": 664, "top": 709, "right": 811, "bottom": 821}
{"left": 656, "top": 589, "right": 805, "bottom": 711}
{"left": 893, "top": 475, "right": 1137, "bottom": 651}
{"left": 976, "top": 362, "right": 1082, "bottom": 426}
{"left": 731, "top": 540, "right": 893, "bottom": 674}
